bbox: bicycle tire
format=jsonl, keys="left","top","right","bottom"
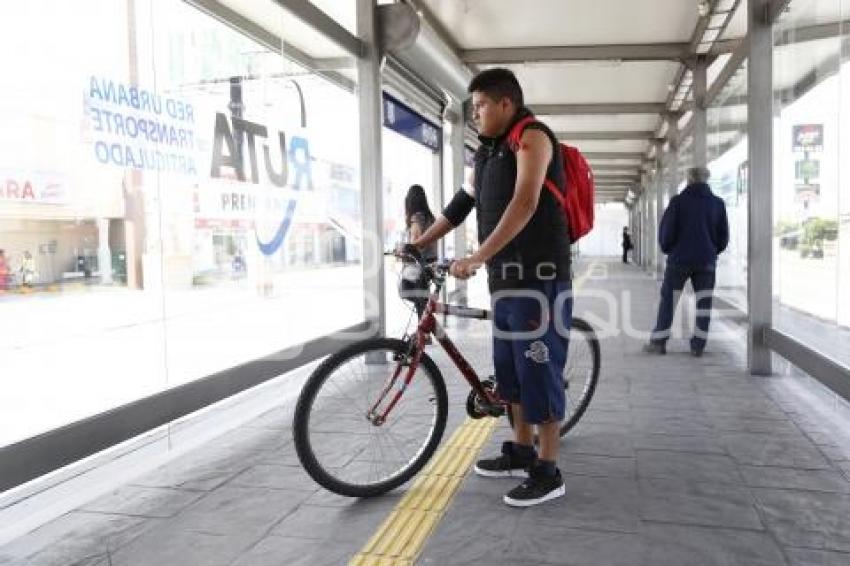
{"left": 507, "top": 316, "right": 601, "bottom": 437}
{"left": 293, "top": 337, "right": 448, "bottom": 497}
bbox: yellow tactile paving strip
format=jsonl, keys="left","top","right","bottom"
{"left": 349, "top": 416, "right": 499, "bottom": 566}
{"left": 351, "top": 264, "right": 594, "bottom": 565}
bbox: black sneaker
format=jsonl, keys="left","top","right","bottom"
{"left": 473, "top": 441, "right": 535, "bottom": 478}
{"left": 503, "top": 464, "right": 565, "bottom": 507}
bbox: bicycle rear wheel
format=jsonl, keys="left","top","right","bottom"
{"left": 293, "top": 338, "right": 448, "bottom": 497}
{"left": 507, "top": 316, "right": 600, "bottom": 437}
{"left": 560, "top": 317, "right": 600, "bottom": 435}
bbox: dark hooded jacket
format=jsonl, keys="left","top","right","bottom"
{"left": 659, "top": 182, "right": 729, "bottom": 266}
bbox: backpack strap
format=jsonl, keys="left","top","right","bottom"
{"left": 507, "top": 116, "right": 566, "bottom": 208}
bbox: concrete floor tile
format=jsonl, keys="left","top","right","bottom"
{"left": 560, "top": 454, "right": 637, "bottom": 479}
{"left": 639, "top": 523, "right": 788, "bottom": 566}
{"left": 636, "top": 450, "right": 743, "bottom": 484}
{"left": 722, "top": 432, "right": 832, "bottom": 469}
{"left": 230, "top": 535, "right": 358, "bottom": 566}
{"left": 170, "top": 486, "right": 311, "bottom": 537}
{"left": 708, "top": 415, "right": 804, "bottom": 435}
{"left": 638, "top": 477, "right": 763, "bottom": 529}
{"left": 107, "top": 528, "right": 257, "bottom": 566}
{"left": 740, "top": 466, "right": 850, "bottom": 493}
{"left": 517, "top": 475, "right": 641, "bottom": 534}
{"left": 753, "top": 488, "right": 850, "bottom": 552}
{"left": 417, "top": 534, "right": 513, "bottom": 565}
{"left": 632, "top": 433, "right": 726, "bottom": 455}
{"left": 270, "top": 501, "right": 396, "bottom": 541}
{"left": 130, "top": 448, "right": 262, "bottom": 492}
{"left": 228, "top": 463, "right": 320, "bottom": 491}
{"left": 785, "top": 547, "right": 850, "bottom": 566}
{"left": 561, "top": 431, "right": 635, "bottom": 458}
{"left": 506, "top": 524, "right": 644, "bottom": 566}
{"left": 80, "top": 486, "right": 204, "bottom": 518}
{"left": 0, "top": 512, "right": 155, "bottom": 566}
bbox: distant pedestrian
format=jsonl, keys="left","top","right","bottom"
{"left": 404, "top": 185, "right": 437, "bottom": 262}
{"left": 621, "top": 226, "right": 633, "bottom": 263}
{"left": 643, "top": 167, "right": 729, "bottom": 357}
{"left": 0, "top": 250, "right": 9, "bottom": 291}
{"left": 21, "top": 251, "right": 36, "bottom": 288}
{"left": 401, "top": 184, "right": 437, "bottom": 319}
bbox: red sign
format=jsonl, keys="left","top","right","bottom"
{"left": 0, "top": 173, "right": 69, "bottom": 204}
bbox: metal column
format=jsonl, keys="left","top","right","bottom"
{"left": 445, "top": 101, "right": 467, "bottom": 306}
{"left": 640, "top": 185, "right": 652, "bottom": 269}
{"left": 747, "top": 0, "right": 774, "bottom": 375}
{"left": 692, "top": 56, "right": 708, "bottom": 168}
{"left": 666, "top": 114, "right": 679, "bottom": 201}
{"left": 654, "top": 143, "right": 665, "bottom": 278}
{"left": 357, "top": 0, "right": 386, "bottom": 335}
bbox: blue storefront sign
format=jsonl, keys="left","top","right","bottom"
{"left": 382, "top": 93, "right": 441, "bottom": 153}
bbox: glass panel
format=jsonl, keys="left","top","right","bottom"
{"left": 381, "top": 92, "right": 442, "bottom": 336}
{"left": 0, "top": 0, "right": 363, "bottom": 450}
{"left": 708, "top": 57, "right": 748, "bottom": 312}
{"left": 0, "top": 0, "right": 166, "bottom": 446}
{"left": 772, "top": 0, "right": 846, "bottom": 365}
{"left": 150, "top": 0, "right": 363, "bottom": 388}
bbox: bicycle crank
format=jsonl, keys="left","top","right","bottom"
{"left": 465, "top": 379, "right": 505, "bottom": 419}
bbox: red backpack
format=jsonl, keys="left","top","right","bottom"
{"left": 507, "top": 116, "right": 595, "bottom": 242}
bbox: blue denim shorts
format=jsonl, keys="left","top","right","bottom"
{"left": 492, "top": 280, "right": 572, "bottom": 424}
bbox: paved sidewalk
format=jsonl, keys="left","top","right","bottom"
{"left": 2, "top": 259, "right": 850, "bottom": 565}
{"left": 418, "top": 260, "right": 850, "bottom": 566}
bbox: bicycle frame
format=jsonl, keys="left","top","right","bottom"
{"left": 367, "top": 281, "right": 500, "bottom": 425}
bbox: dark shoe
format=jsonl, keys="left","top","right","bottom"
{"left": 642, "top": 342, "right": 666, "bottom": 355}
{"left": 503, "top": 464, "right": 565, "bottom": 507}
{"left": 474, "top": 441, "right": 535, "bottom": 478}
{"left": 690, "top": 345, "right": 704, "bottom": 357}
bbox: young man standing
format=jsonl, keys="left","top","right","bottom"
{"left": 411, "top": 68, "right": 572, "bottom": 507}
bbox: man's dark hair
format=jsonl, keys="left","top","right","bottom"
{"left": 468, "top": 68, "right": 524, "bottom": 108}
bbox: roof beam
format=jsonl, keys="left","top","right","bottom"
{"left": 272, "top": 0, "right": 364, "bottom": 57}
{"left": 710, "top": 38, "right": 744, "bottom": 54}
{"left": 775, "top": 20, "right": 850, "bottom": 47}
{"left": 705, "top": 36, "right": 748, "bottom": 106}
{"left": 590, "top": 164, "right": 641, "bottom": 172}
{"left": 531, "top": 103, "right": 667, "bottom": 115}
{"left": 555, "top": 131, "right": 654, "bottom": 141}
{"left": 595, "top": 176, "right": 640, "bottom": 182}
{"left": 186, "top": 0, "right": 355, "bottom": 91}
{"left": 583, "top": 152, "right": 644, "bottom": 160}
{"left": 460, "top": 43, "right": 690, "bottom": 64}
{"left": 767, "top": 0, "right": 792, "bottom": 25}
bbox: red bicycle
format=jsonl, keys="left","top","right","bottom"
{"left": 293, "top": 251, "right": 600, "bottom": 497}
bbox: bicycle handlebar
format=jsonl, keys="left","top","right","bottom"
{"left": 385, "top": 249, "right": 454, "bottom": 280}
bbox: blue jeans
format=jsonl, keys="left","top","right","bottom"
{"left": 492, "top": 281, "right": 572, "bottom": 424}
{"left": 651, "top": 263, "right": 716, "bottom": 351}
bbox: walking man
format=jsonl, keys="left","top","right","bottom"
{"left": 411, "top": 68, "right": 571, "bottom": 507}
{"left": 644, "top": 166, "right": 729, "bottom": 356}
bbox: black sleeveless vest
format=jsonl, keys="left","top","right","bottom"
{"left": 473, "top": 108, "right": 571, "bottom": 291}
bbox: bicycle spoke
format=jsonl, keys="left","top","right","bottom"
{"left": 303, "top": 344, "right": 442, "bottom": 490}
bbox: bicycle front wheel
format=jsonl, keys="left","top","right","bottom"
{"left": 293, "top": 338, "right": 448, "bottom": 497}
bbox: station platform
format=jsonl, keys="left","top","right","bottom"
{"left": 2, "top": 259, "right": 850, "bottom": 566}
